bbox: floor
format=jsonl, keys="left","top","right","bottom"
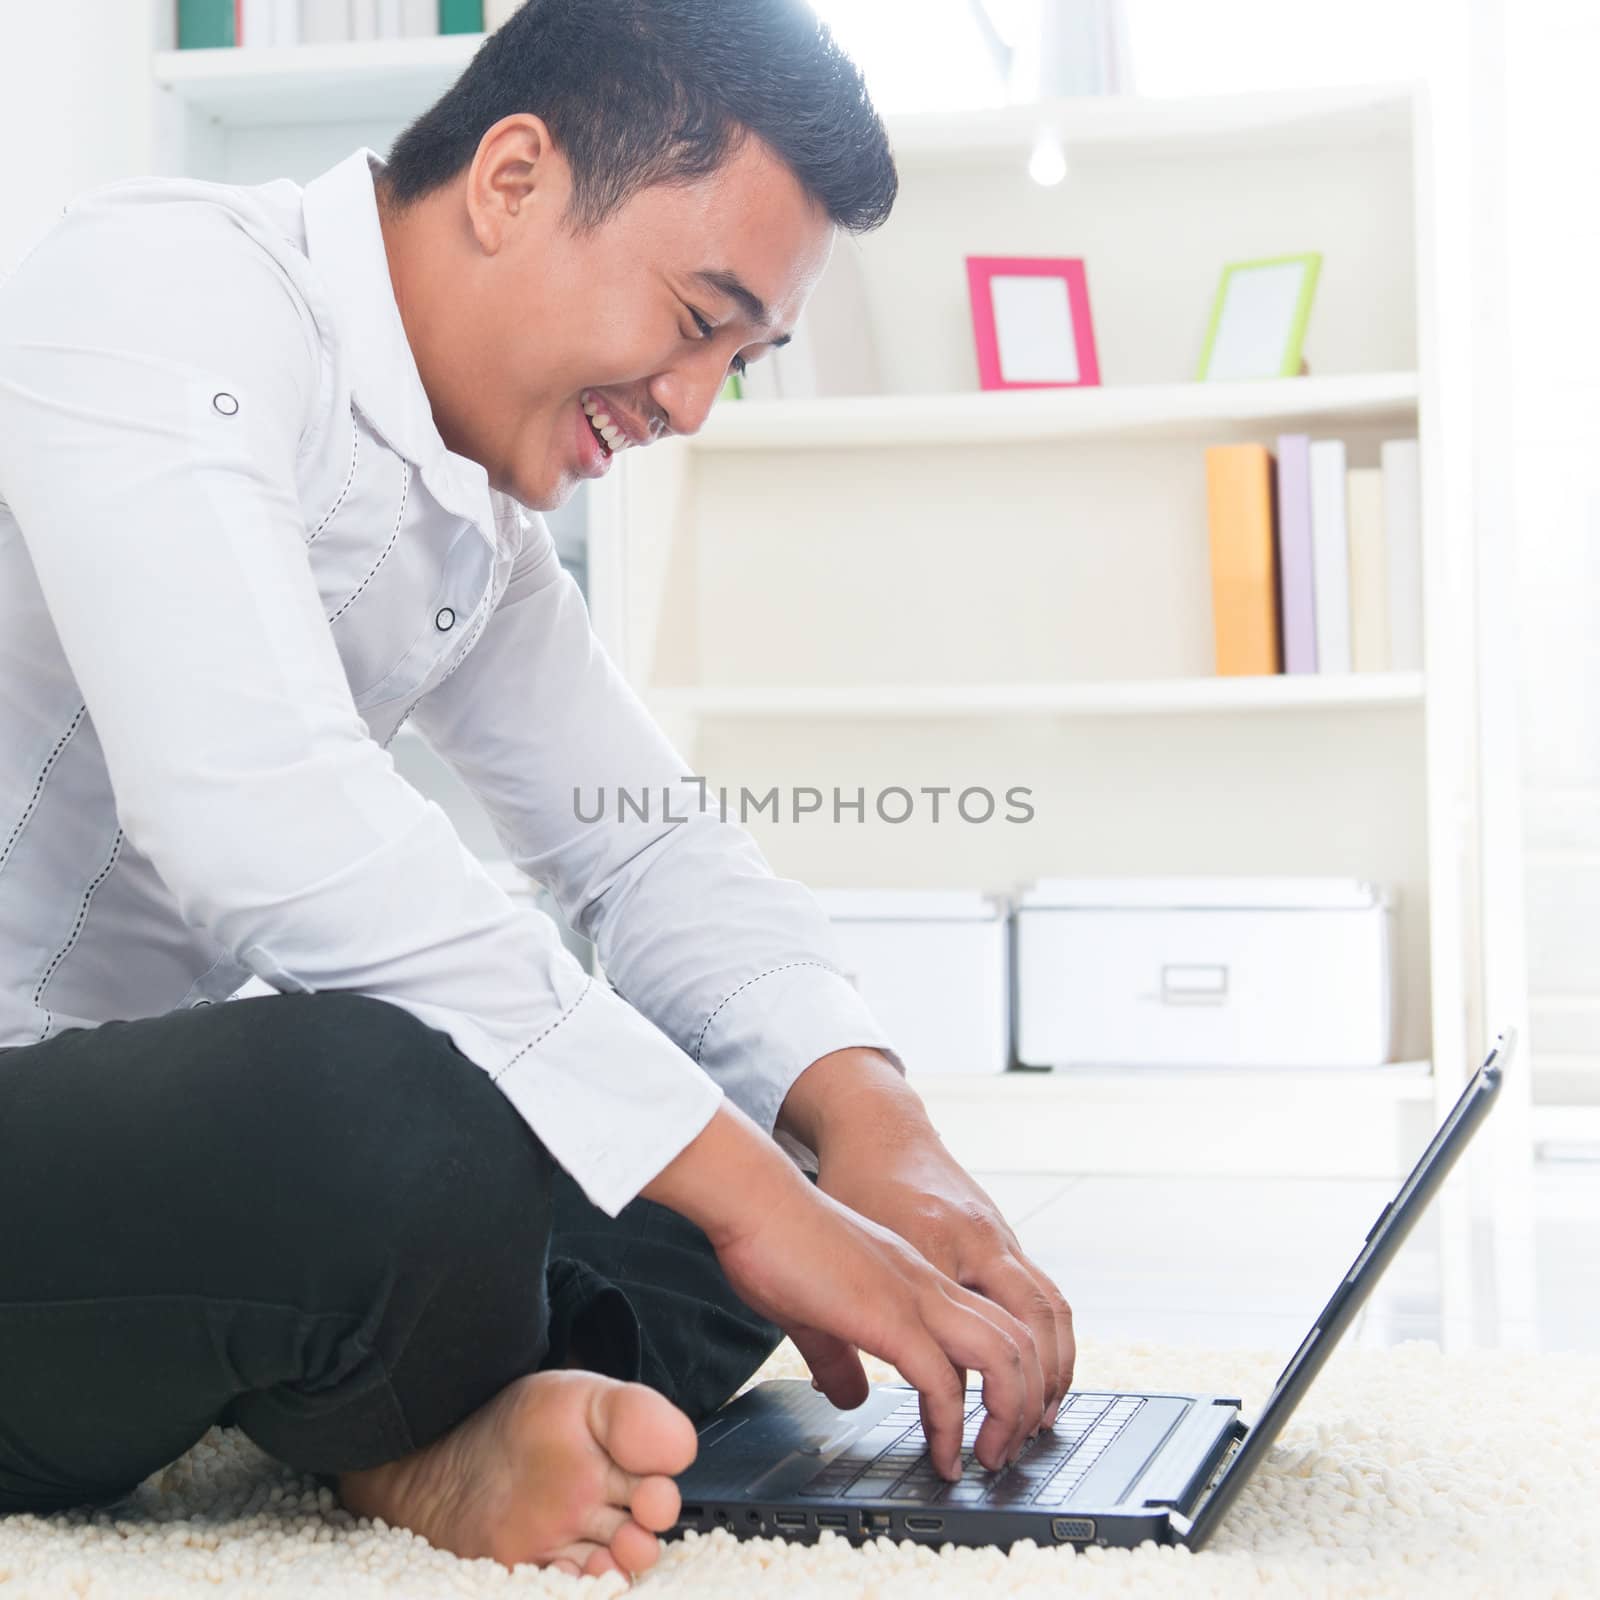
{"left": 969, "top": 1162, "right": 1600, "bottom": 1356}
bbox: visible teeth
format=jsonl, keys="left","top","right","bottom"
{"left": 582, "top": 394, "right": 634, "bottom": 452}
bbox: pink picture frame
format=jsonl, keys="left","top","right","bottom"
{"left": 965, "top": 256, "right": 1101, "bottom": 391}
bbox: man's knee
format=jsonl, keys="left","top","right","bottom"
{"left": 211, "top": 991, "right": 553, "bottom": 1258}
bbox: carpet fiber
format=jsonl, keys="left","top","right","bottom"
{"left": 2, "top": 1335, "right": 1596, "bottom": 1597}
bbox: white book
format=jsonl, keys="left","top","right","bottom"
{"left": 1382, "top": 438, "right": 1423, "bottom": 672}
{"left": 376, "top": 0, "right": 402, "bottom": 36}
{"left": 486, "top": 0, "right": 523, "bottom": 28}
{"left": 1346, "top": 467, "right": 1391, "bottom": 673}
{"left": 273, "top": 0, "right": 300, "bottom": 44}
{"left": 400, "top": 0, "right": 437, "bottom": 35}
{"left": 349, "top": 0, "right": 379, "bottom": 39}
{"left": 240, "top": 0, "right": 274, "bottom": 46}
{"left": 1308, "top": 439, "right": 1352, "bottom": 673}
{"left": 300, "top": 1, "right": 352, "bottom": 42}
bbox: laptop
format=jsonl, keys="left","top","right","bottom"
{"left": 670, "top": 1031, "right": 1511, "bottom": 1553}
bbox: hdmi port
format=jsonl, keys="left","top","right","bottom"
{"left": 905, "top": 1516, "right": 945, "bottom": 1534}
{"left": 773, "top": 1512, "right": 808, "bottom": 1529}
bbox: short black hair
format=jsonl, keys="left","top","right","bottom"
{"left": 382, "top": 0, "right": 898, "bottom": 234}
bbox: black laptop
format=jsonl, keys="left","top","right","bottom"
{"left": 670, "top": 1031, "right": 1510, "bottom": 1553}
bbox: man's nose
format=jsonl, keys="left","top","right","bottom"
{"left": 653, "top": 366, "right": 727, "bottom": 440}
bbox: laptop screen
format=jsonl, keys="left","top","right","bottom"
{"left": 1183, "top": 1031, "right": 1510, "bottom": 1548}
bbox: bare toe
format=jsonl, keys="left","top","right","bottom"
{"left": 584, "top": 1547, "right": 624, "bottom": 1579}
{"left": 591, "top": 1383, "right": 698, "bottom": 1477}
{"left": 630, "top": 1473, "right": 681, "bottom": 1532}
{"left": 611, "top": 1519, "right": 660, "bottom": 1576}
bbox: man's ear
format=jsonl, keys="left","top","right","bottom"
{"left": 464, "top": 114, "right": 563, "bottom": 254}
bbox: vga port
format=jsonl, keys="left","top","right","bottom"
{"left": 1051, "top": 1517, "right": 1096, "bottom": 1542}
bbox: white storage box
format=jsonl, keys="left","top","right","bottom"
{"left": 1014, "top": 877, "right": 1396, "bottom": 1068}
{"left": 814, "top": 889, "right": 1010, "bottom": 1076}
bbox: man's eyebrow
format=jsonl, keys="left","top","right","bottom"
{"left": 693, "top": 269, "right": 793, "bottom": 348}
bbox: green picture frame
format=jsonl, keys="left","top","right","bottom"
{"left": 1196, "top": 252, "right": 1322, "bottom": 382}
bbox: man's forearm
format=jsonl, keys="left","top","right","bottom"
{"left": 776, "top": 1045, "right": 934, "bottom": 1154}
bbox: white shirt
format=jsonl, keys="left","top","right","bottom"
{"left": 0, "top": 147, "right": 900, "bottom": 1217}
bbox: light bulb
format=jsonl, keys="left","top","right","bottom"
{"left": 1028, "top": 128, "right": 1068, "bottom": 187}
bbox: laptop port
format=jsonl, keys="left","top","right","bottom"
{"left": 905, "top": 1516, "right": 945, "bottom": 1534}
{"left": 816, "top": 1513, "right": 849, "bottom": 1531}
{"left": 773, "top": 1512, "right": 808, "bottom": 1530}
{"left": 1051, "top": 1517, "right": 1096, "bottom": 1542}
{"left": 680, "top": 1505, "right": 704, "bottom": 1521}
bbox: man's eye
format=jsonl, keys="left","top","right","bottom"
{"left": 690, "top": 309, "right": 715, "bottom": 339}
{"left": 731, "top": 353, "right": 749, "bottom": 377}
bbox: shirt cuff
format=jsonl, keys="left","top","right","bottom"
{"left": 423, "top": 976, "right": 724, "bottom": 1219}
{"left": 691, "top": 960, "right": 906, "bottom": 1136}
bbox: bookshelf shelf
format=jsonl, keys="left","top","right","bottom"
{"left": 694, "top": 373, "right": 1419, "bottom": 453}
{"left": 649, "top": 674, "right": 1426, "bottom": 722}
{"left": 154, "top": 35, "right": 486, "bottom": 124}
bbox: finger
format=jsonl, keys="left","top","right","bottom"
{"left": 919, "top": 1365, "right": 969, "bottom": 1477}
{"left": 945, "top": 1281, "right": 1043, "bottom": 1463}
{"left": 887, "top": 1332, "right": 969, "bottom": 1480}
{"left": 919, "top": 1294, "right": 1030, "bottom": 1473}
{"left": 963, "top": 1256, "right": 1063, "bottom": 1429}
{"left": 953, "top": 1267, "right": 1056, "bottom": 1446}
{"left": 791, "top": 1327, "right": 871, "bottom": 1411}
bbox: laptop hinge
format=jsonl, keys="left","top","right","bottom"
{"left": 1164, "top": 1422, "right": 1248, "bottom": 1544}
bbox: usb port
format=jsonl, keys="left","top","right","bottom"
{"left": 905, "top": 1516, "right": 944, "bottom": 1534}
{"left": 816, "top": 1513, "right": 849, "bottom": 1530}
{"left": 773, "top": 1512, "right": 808, "bottom": 1530}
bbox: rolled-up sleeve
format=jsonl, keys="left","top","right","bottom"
{"left": 406, "top": 508, "right": 906, "bottom": 1138}
{"left": 0, "top": 193, "right": 721, "bottom": 1217}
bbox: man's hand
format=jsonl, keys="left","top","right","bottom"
{"left": 780, "top": 1047, "right": 1076, "bottom": 1429}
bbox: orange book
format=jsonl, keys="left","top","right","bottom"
{"left": 1205, "top": 444, "right": 1282, "bottom": 676}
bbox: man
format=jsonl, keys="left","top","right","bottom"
{"left": 0, "top": 0, "right": 1073, "bottom": 1582}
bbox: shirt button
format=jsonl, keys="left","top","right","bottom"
{"left": 212, "top": 393, "right": 239, "bottom": 417}
{"left": 435, "top": 607, "right": 456, "bottom": 632}
{"left": 192, "top": 999, "right": 213, "bottom": 1008}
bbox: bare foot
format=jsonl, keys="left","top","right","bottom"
{"left": 336, "top": 1369, "right": 698, "bottom": 1580}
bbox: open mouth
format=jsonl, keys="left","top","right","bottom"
{"left": 581, "top": 392, "right": 632, "bottom": 458}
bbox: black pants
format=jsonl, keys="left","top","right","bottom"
{"left": 0, "top": 990, "right": 781, "bottom": 1515}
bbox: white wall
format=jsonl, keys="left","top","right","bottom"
{"left": 0, "top": 0, "right": 156, "bottom": 274}
{"left": 1502, "top": 1, "right": 1600, "bottom": 1108}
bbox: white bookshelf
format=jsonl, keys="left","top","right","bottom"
{"left": 143, "top": 32, "right": 1488, "bottom": 1339}
{"left": 650, "top": 673, "right": 1425, "bottom": 723}
{"left": 690, "top": 373, "right": 1420, "bottom": 452}
{"left": 595, "top": 78, "right": 1477, "bottom": 1223}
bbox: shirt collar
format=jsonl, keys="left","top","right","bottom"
{"left": 301, "top": 147, "right": 503, "bottom": 541}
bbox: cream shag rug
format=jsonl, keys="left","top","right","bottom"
{"left": 1, "top": 1336, "right": 1596, "bottom": 1598}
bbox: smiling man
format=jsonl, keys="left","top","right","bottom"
{"left": 0, "top": 0, "right": 1072, "bottom": 1583}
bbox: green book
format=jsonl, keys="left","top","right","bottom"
{"left": 178, "top": 0, "right": 235, "bottom": 48}
{"left": 719, "top": 373, "right": 744, "bottom": 403}
{"left": 439, "top": 0, "right": 485, "bottom": 31}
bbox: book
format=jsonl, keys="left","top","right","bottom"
{"left": 178, "top": 0, "right": 235, "bottom": 47}
{"left": 1346, "top": 466, "right": 1391, "bottom": 673}
{"left": 1204, "top": 443, "right": 1282, "bottom": 677}
{"left": 376, "top": 0, "right": 402, "bottom": 35}
{"left": 1382, "top": 438, "right": 1423, "bottom": 671}
{"left": 485, "top": 0, "right": 522, "bottom": 26}
{"left": 401, "top": 0, "right": 438, "bottom": 33}
{"left": 349, "top": 0, "right": 378, "bottom": 38}
{"left": 1308, "top": 439, "right": 1352, "bottom": 673}
{"left": 439, "top": 0, "right": 485, "bottom": 30}
{"left": 300, "top": 0, "right": 352, "bottom": 42}
{"left": 1274, "top": 433, "right": 1318, "bottom": 674}
{"left": 273, "top": 0, "right": 299, "bottom": 43}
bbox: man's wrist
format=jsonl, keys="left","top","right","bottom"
{"left": 776, "top": 1045, "right": 932, "bottom": 1154}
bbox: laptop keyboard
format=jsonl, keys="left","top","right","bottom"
{"left": 797, "top": 1393, "right": 1145, "bottom": 1509}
